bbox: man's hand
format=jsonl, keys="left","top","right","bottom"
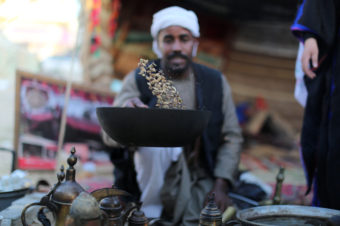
{"left": 123, "top": 97, "right": 148, "bottom": 108}
{"left": 205, "top": 178, "right": 233, "bottom": 212}
{"left": 302, "top": 37, "right": 319, "bottom": 79}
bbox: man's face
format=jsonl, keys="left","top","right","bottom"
{"left": 157, "top": 26, "right": 197, "bottom": 76}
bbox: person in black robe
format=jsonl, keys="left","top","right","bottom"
{"left": 291, "top": 0, "right": 340, "bottom": 209}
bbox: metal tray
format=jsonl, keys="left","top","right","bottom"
{"left": 235, "top": 205, "right": 340, "bottom": 226}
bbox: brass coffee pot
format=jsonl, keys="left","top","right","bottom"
{"left": 21, "top": 147, "right": 148, "bottom": 226}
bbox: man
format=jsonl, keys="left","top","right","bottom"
{"left": 104, "top": 6, "right": 242, "bottom": 225}
{"left": 291, "top": 0, "right": 340, "bottom": 209}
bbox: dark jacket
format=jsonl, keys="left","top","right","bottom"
{"left": 291, "top": 0, "right": 340, "bottom": 209}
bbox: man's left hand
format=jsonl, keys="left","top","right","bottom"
{"left": 205, "top": 178, "right": 233, "bottom": 212}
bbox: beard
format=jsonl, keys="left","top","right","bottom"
{"left": 162, "top": 52, "right": 192, "bottom": 77}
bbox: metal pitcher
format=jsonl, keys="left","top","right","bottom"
{"left": 21, "top": 147, "right": 84, "bottom": 226}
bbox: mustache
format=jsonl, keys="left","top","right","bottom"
{"left": 166, "top": 52, "right": 190, "bottom": 61}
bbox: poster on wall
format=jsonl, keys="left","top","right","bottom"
{"left": 15, "top": 70, "right": 115, "bottom": 170}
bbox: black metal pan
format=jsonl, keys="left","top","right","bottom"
{"left": 96, "top": 107, "right": 211, "bottom": 147}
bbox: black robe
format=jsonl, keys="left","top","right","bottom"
{"left": 291, "top": 0, "right": 340, "bottom": 209}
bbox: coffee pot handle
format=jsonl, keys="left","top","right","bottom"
{"left": 21, "top": 199, "right": 58, "bottom": 226}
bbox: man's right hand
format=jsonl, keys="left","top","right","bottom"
{"left": 302, "top": 37, "right": 319, "bottom": 79}
{"left": 123, "top": 97, "right": 148, "bottom": 108}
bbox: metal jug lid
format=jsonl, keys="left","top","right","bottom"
{"left": 128, "top": 208, "right": 148, "bottom": 226}
{"left": 199, "top": 193, "right": 222, "bottom": 225}
{"left": 52, "top": 147, "right": 85, "bottom": 205}
{"left": 99, "top": 196, "right": 122, "bottom": 216}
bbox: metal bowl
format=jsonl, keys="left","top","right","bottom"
{"left": 236, "top": 205, "right": 340, "bottom": 226}
{"left": 0, "top": 187, "right": 31, "bottom": 211}
{"left": 96, "top": 107, "right": 211, "bottom": 147}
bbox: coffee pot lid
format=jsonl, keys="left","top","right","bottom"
{"left": 99, "top": 196, "right": 122, "bottom": 216}
{"left": 128, "top": 208, "right": 148, "bottom": 225}
{"left": 200, "top": 193, "right": 222, "bottom": 222}
{"left": 52, "top": 147, "right": 85, "bottom": 205}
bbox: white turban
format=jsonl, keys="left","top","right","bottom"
{"left": 151, "top": 6, "right": 200, "bottom": 58}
